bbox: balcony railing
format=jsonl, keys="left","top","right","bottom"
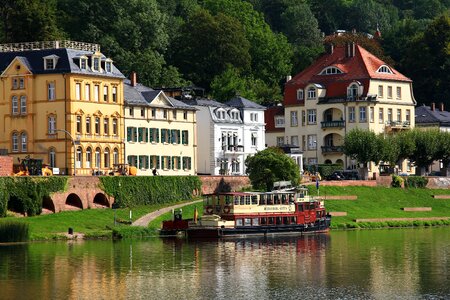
{"left": 0, "top": 40, "right": 100, "bottom": 52}
{"left": 321, "top": 120, "right": 345, "bottom": 129}
{"left": 223, "top": 145, "right": 244, "bottom": 153}
{"left": 321, "top": 145, "right": 344, "bottom": 154}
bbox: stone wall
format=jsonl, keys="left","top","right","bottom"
{"left": 199, "top": 176, "right": 251, "bottom": 194}
{"left": 426, "top": 177, "right": 450, "bottom": 189}
{"left": 0, "top": 156, "right": 13, "bottom": 176}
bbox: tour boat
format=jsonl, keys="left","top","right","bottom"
{"left": 161, "top": 185, "right": 331, "bottom": 238}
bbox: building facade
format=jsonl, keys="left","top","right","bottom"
{"left": 124, "top": 75, "right": 197, "bottom": 175}
{"left": 0, "top": 41, "right": 125, "bottom": 175}
{"left": 283, "top": 43, "right": 416, "bottom": 175}
{"left": 183, "top": 97, "right": 265, "bottom": 175}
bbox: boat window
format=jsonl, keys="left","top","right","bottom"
{"left": 252, "top": 218, "right": 259, "bottom": 226}
{"left": 236, "top": 219, "right": 243, "bottom": 226}
{"left": 234, "top": 196, "right": 239, "bottom": 205}
{"left": 276, "top": 217, "right": 282, "bottom": 225}
{"left": 260, "top": 194, "right": 266, "bottom": 205}
{"left": 204, "top": 196, "right": 213, "bottom": 205}
{"left": 240, "top": 196, "right": 245, "bottom": 205}
{"left": 215, "top": 205, "right": 221, "bottom": 214}
{"left": 274, "top": 194, "right": 279, "bottom": 204}
{"left": 261, "top": 217, "right": 267, "bottom": 225}
{"left": 297, "top": 204, "right": 304, "bottom": 212}
{"left": 251, "top": 195, "right": 258, "bottom": 205}
{"left": 267, "top": 194, "right": 273, "bottom": 205}
{"left": 245, "top": 196, "right": 251, "bottom": 205}
{"left": 244, "top": 218, "right": 252, "bottom": 226}
{"left": 268, "top": 217, "right": 274, "bottom": 225}
{"left": 288, "top": 194, "right": 294, "bottom": 203}
{"left": 283, "top": 217, "right": 289, "bottom": 224}
{"left": 291, "top": 216, "right": 297, "bottom": 224}
{"left": 281, "top": 194, "right": 287, "bottom": 204}
{"left": 225, "top": 195, "right": 232, "bottom": 205}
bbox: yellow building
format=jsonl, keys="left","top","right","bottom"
{"left": 123, "top": 74, "right": 197, "bottom": 175}
{"left": 0, "top": 41, "right": 125, "bottom": 175}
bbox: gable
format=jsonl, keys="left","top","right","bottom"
{"left": 1, "top": 57, "right": 33, "bottom": 77}
{"left": 147, "top": 92, "right": 173, "bottom": 107}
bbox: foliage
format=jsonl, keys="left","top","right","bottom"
{"left": 391, "top": 174, "right": 404, "bottom": 188}
{"left": 318, "top": 164, "right": 343, "bottom": 178}
{"left": 99, "top": 176, "right": 202, "bottom": 208}
{"left": 245, "top": 147, "right": 300, "bottom": 191}
{"left": 407, "top": 129, "right": 440, "bottom": 172}
{"left": 404, "top": 176, "right": 429, "bottom": 188}
{"left": 0, "top": 177, "right": 68, "bottom": 217}
{"left": 0, "top": 221, "right": 29, "bottom": 242}
{"left": 343, "top": 128, "right": 382, "bottom": 165}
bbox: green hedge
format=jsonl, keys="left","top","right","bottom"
{"left": 318, "top": 164, "right": 344, "bottom": 178}
{"left": 404, "top": 176, "right": 428, "bottom": 188}
{"left": 100, "top": 176, "right": 202, "bottom": 208}
{"left": 391, "top": 174, "right": 404, "bottom": 188}
{"left": 0, "top": 177, "right": 68, "bottom": 217}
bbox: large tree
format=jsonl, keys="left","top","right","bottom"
{"left": 245, "top": 147, "right": 300, "bottom": 191}
{"left": 407, "top": 129, "right": 441, "bottom": 175}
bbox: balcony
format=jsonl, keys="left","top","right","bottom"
{"left": 385, "top": 121, "right": 411, "bottom": 131}
{"left": 321, "top": 120, "right": 345, "bottom": 129}
{"left": 321, "top": 145, "right": 344, "bottom": 154}
{"left": 223, "top": 145, "right": 244, "bottom": 153}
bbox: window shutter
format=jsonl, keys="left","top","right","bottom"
{"left": 177, "top": 156, "right": 181, "bottom": 169}
{"left": 172, "top": 156, "right": 175, "bottom": 170}
{"left": 182, "top": 157, "right": 186, "bottom": 169}
{"left": 145, "top": 156, "right": 149, "bottom": 169}
{"left": 156, "top": 156, "right": 160, "bottom": 169}
{"left": 177, "top": 130, "right": 181, "bottom": 144}
{"left": 161, "top": 129, "right": 166, "bottom": 143}
{"left": 138, "top": 128, "right": 143, "bottom": 142}
{"left": 188, "top": 157, "right": 191, "bottom": 170}
{"left": 171, "top": 129, "right": 176, "bottom": 143}
{"left": 156, "top": 128, "right": 160, "bottom": 143}
{"left": 127, "top": 155, "right": 131, "bottom": 165}
{"left": 133, "top": 128, "right": 138, "bottom": 142}
{"left": 127, "top": 127, "right": 132, "bottom": 142}
{"left": 139, "top": 155, "right": 143, "bottom": 168}
{"left": 150, "top": 128, "right": 154, "bottom": 142}
{"left": 145, "top": 128, "right": 149, "bottom": 142}
{"left": 168, "top": 156, "right": 172, "bottom": 169}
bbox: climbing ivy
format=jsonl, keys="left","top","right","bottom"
{"left": 99, "top": 176, "right": 202, "bottom": 208}
{"left": 0, "top": 177, "right": 68, "bottom": 217}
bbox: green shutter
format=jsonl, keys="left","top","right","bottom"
{"left": 182, "top": 157, "right": 186, "bottom": 169}
{"left": 156, "top": 155, "right": 160, "bottom": 169}
{"left": 177, "top": 156, "right": 181, "bottom": 169}
{"left": 145, "top": 128, "right": 149, "bottom": 142}
{"left": 168, "top": 156, "right": 171, "bottom": 169}
{"left": 182, "top": 130, "right": 188, "bottom": 145}
{"left": 161, "top": 129, "right": 166, "bottom": 143}
{"left": 150, "top": 128, "right": 154, "bottom": 142}
{"left": 138, "top": 128, "right": 143, "bottom": 142}
{"left": 139, "top": 155, "right": 143, "bottom": 168}
{"left": 145, "top": 156, "right": 149, "bottom": 169}
{"left": 188, "top": 157, "right": 191, "bottom": 170}
{"left": 133, "top": 128, "right": 137, "bottom": 142}
{"left": 172, "top": 156, "right": 175, "bottom": 170}
{"left": 156, "top": 128, "right": 160, "bottom": 143}
{"left": 177, "top": 130, "right": 181, "bottom": 144}
{"left": 127, "top": 155, "right": 132, "bottom": 165}
{"left": 127, "top": 127, "right": 132, "bottom": 142}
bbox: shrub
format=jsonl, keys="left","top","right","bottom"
{"left": 391, "top": 175, "right": 404, "bottom": 188}
{"left": 404, "top": 176, "right": 428, "bottom": 188}
{"left": 318, "top": 164, "right": 343, "bottom": 178}
{"left": 0, "top": 221, "right": 29, "bottom": 242}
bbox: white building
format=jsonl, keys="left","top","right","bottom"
{"left": 183, "top": 97, "right": 266, "bottom": 175}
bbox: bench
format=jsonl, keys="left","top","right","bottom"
{"left": 432, "top": 195, "right": 450, "bottom": 199}
{"left": 355, "top": 217, "right": 449, "bottom": 222}
{"left": 402, "top": 207, "right": 432, "bottom": 211}
{"left": 317, "top": 195, "right": 357, "bottom": 200}
{"left": 329, "top": 212, "right": 347, "bottom": 217}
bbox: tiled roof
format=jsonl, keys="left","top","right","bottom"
{"left": 0, "top": 48, "right": 124, "bottom": 78}
{"left": 265, "top": 105, "right": 284, "bottom": 132}
{"left": 225, "top": 96, "right": 266, "bottom": 110}
{"left": 415, "top": 105, "right": 450, "bottom": 127}
{"left": 284, "top": 44, "right": 411, "bottom": 105}
{"left": 182, "top": 98, "right": 228, "bottom": 108}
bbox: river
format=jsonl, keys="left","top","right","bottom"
{"left": 1, "top": 227, "right": 449, "bottom": 299}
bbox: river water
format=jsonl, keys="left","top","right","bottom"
{"left": 1, "top": 227, "right": 449, "bottom": 300}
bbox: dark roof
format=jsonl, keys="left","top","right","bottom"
{"left": 0, "top": 48, "right": 124, "bottom": 78}
{"left": 225, "top": 96, "right": 266, "bottom": 110}
{"left": 181, "top": 98, "right": 228, "bottom": 108}
{"left": 265, "top": 105, "right": 285, "bottom": 132}
{"left": 415, "top": 105, "right": 450, "bottom": 127}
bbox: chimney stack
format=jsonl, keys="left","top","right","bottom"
{"left": 346, "top": 42, "right": 356, "bottom": 58}
{"left": 286, "top": 75, "right": 292, "bottom": 82}
{"left": 440, "top": 102, "right": 444, "bottom": 111}
{"left": 130, "top": 71, "right": 137, "bottom": 87}
{"left": 431, "top": 102, "right": 435, "bottom": 111}
{"left": 326, "top": 43, "right": 334, "bottom": 55}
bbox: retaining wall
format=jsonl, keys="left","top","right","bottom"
{"left": 199, "top": 176, "right": 251, "bottom": 194}
{"left": 0, "top": 156, "right": 13, "bottom": 176}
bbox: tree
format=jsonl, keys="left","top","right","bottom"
{"left": 407, "top": 129, "right": 441, "bottom": 175}
{"left": 245, "top": 147, "right": 300, "bottom": 191}
{"left": 436, "top": 131, "right": 450, "bottom": 176}
{"left": 343, "top": 129, "right": 383, "bottom": 179}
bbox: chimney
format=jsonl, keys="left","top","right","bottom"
{"left": 326, "top": 43, "right": 334, "bottom": 55}
{"left": 346, "top": 42, "right": 355, "bottom": 58}
{"left": 440, "top": 102, "right": 444, "bottom": 111}
{"left": 431, "top": 102, "right": 435, "bottom": 111}
{"left": 130, "top": 71, "right": 137, "bottom": 87}
{"left": 286, "top": 75, "right": 292, "bottom": 82}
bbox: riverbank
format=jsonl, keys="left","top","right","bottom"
{"left": 1, "top": 186, "right": 449, "bottom": 241}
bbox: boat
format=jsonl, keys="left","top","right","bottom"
{"left": 160, "top": 185, "right": 331, "bottom": 238}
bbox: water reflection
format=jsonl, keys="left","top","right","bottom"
{"left": 0, "top": 228, "right": 449, "bottom": 299}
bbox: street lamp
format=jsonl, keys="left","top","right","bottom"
{"left": 55, "top": 129, "right": 77, "bottom": 176}
{"left": 314, "top": 140, "right": 318, "bottom": 172}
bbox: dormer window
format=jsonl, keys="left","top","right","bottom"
{"left": 105, "top": 60, "right": 112, "bottom": 73}
{"left": 296, "top": 89, "right": 304, "bottom": 100}
{"left": 80, "top": 57, "right": 87, "bottom": 70}
{"left": 319, "top": 66, "right": 343, "bottom": 75}
{"left": 376, "top": 65, "right": 393, "bottom": 74}
{"left": 92, "top": 57, "right": 100, "bottom": 72}
{"left": 43, "top": 55, "right": 59, "bottom": 70}
{"left": 347, "top": 81, "right": 363, "bottom": 100}
{"left": 215, "top": 108, "right": 226, "bottom": 120}
{"left": 307, "top": 87, "right": 316, "bottom": 99}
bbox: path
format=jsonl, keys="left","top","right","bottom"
{"left": 131, "top": 199, "right": 202, "bottom": 227}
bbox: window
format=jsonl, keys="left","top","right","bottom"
{"left": 21, "top": 132, "right": 27, "bottom": 152}
{"left": 163, "top": 109, "right": 168, "bottom": 119}
{"left": 183, "top": 111, "right": 188, "bottom": 120}
{"left": 19, "top": 78, "right": 24, "bottom": 89}
{"left": 296, "top": 89, "right": 304, "bottom": 100}
{"left": 182, "top": 130, "right": 189, "bottom": 145}
{"left": 397, "top": 109, "right": 401, "bottom": 122}
{"left": 76, "top": 147, "right": 82, "bottom": 168}
{"left": 275, "top": 116, "right": 285, "bottom": 128}
{"left": 75, "top": 83, "right": 81, "bottom": 100}
{"left": 129, "top": 107, "right": 134, "bottom": 117}
{"left": 291, "top": 136, "right": 299, "bottom": 146}
{"left": 112, "top": 86, "right": 117, "bottom": 102}
{"left": 45, "top": 58, "right": 54, "bottom": 70}
{"left": 171, "top": 156, "right": 181, "bottom": 170}
{"left": 406, "top": 110, "right": 411, "bottom": 123}
{"left": 113, "top": 148, "right": 119, "bottom": 165}
{"left": 307, "top": 135, "right": 317, "bottom": 150}
{"left": 104, "top": 148, "right": 110, "bottom": 168}
{"left": 139, "top": 155, "right": 149, "bottom": 170}
{"left": 49, "top": 148, "right": 56, "bottom": 168}
{"left": 152, "top": 108, "right": 156, "bottom": 118}
{"left": 127, "top": 155, "right": 137, "bottom": 167}
{"left": 48, "top": 115, "right": 56, "bottom": 134}
{"left": 48, "top": 82, "right": 55, "bottom": 100}
{"left": 396, "top": 87, "right": 401, "bottom": 99}
{"left": 182, "top": 157, "right": 192, "bottom": 170}
{"left": 307, "top": 109, "right": 316, "bottom": 124}
{"left": 127, "top": 127, "right": 138, "bottom": 142}
{"left": 85, "top": 84, "right": 90, "bottom": 100}
{"left": 172, "top": 110, "right": 177, "bottom": 120}
{"left": 349, "top": 107, "right": 355, "bottom": 122}
{"left": 12, "top": 78, "right": 18, "bottom": 90}
{"left": 76, "top": 116, "right": 82, "bottom": 133}
{"left": 379, "top": 108, "right": 384, "bottom": 124}
{"left": 307, "top": 87, "right": 316, "bottom": 99}
{"left": 319, "top": 66, "right": 343, "bottom": 75}
{"left": 141, "top": 108, "right": 145, "bottom": 118}
{"left": 104, "top": 118, "right": 109, "bottom": 135}
{"left": 112, "top": 118, "right": 118, "bottom": 135}
{"left": 302, "top": 110, "right": 306, "bottom": 126}
{"left": 95, "top": 117, "right": 100, "bottom": 135}
{"left": 150, "top": 155, "right": 160, "bottom": 169}
{"left": 138, "top": 127, "right": 148, "bottom": 142}
{"left": 251, "top": 133, "right": 257, "bottom": 146}
{"left": 105, "top": 61, "right": 112, "bottom": 73}
{"left": 171, "top": 129, "right": 180, "bottom": 144}
{"left": 93, "top": 57, "right": 100, "bottom": 72}
{"left": 12, "top": 96, "right": 18, "bottom": 115}
{"left": 387, "top": 86, "right": 393, "bottom": 98}
{"left": 347, "top": 84, "right": 359, "bottom": 100}
{"left": 359, "top": 106, "right": 366, "bottom": 122}
{"left": 161, "top": 156, "right": 171, "bottom": 170}
{"left": 150, "top": 128, "right": 160, "bottom": 143}
{"left": 290, "top": 111, "right": 298, "bottom": 127}
{"left": 20, "top": 96, "right": 26, "bottom": 114}
{"left": 387, "top": 108, "right": 393, "bottom": 122}
{"left": 86, "top": 147, "right": 92, "bottom": 168}
{"left": 276, "top": 136, "right": 284, "bottom": 146}
{"left": 86, "top": 117, "right": 91, "bottom": 134}
{"left": 369, "top": 107, "right": 374, "bottom": 123}
{"left": 12, "top": 132, "right": 18, "bottom": 152}
{"left": 94, "top": 85, "right": 99, "bottom": 102}
{"left": 80, "top": 58, "right": 87, "bottom": 70}
{"left": 103, "top": 86, "right": 108, "bottom": 102}
{"left": 378, "top": 85, "right": 383, "bottom": 98}
{"left": 376, "top": 65, "right": 393, "bottom": 74}
{"left": 95, "top": 148, "right": 101, "bottom": 168}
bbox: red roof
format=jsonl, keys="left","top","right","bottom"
{"left": 265, "top": 106, "right": 284, "bottom": 132}
{"left": 284, "top": 44, "right": 411, "bottom": 106}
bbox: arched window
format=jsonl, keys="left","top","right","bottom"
{"left": 347, "top": 84, "right": 359, "bottom": 100}
{"left": 112, "top": 118, "right": 118, "bottom": 135}
{"left": 21, "top": 132, "right": 27, "bottom": 152}
{"left": 104, "top": 148, "right": 110, "bottom": 168}
{"left": 319, "top": 66, "right": 343, "bottom": 75}
{"left": 95, "top": 147, "right": 101, "bottom": 168}
{"left": 49, "top": 148, "right": 56, "bottom": 168}
{"left": 12, "top": 96, "right": 18, "bottom": 115}
{"left": 376, "top": 65, "right": 393, "bottom": 74}
{"left": 20, "top": 96, "right": 27, "bottom": 114}
{"left": 12, "top": 132, "right": 19, "bottom": 152}
{"left": 76, "top": 146, "right": 83, "bottom": 168}
{"left": 86, "top": 147, "right": 92, "bottom": 168}
{"left": 113, "top": 148, "right": 119, "bottom": 165}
